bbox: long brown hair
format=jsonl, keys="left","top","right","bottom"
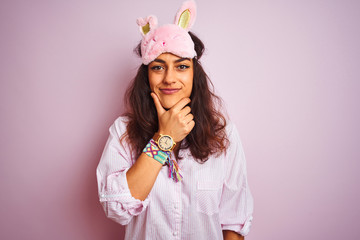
{"left": 123, "top": 32, "right": 229, "bottom": 163}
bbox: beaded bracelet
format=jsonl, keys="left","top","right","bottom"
{"left": 142, "top": 139, "right": 183, "bottom": 182}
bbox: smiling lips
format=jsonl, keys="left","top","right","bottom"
{"left": 160, "top": 88, "right": 181, "bottom": 94}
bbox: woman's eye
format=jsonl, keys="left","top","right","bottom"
{"left": 151, "top": 66, "right": 163, "bottom": 71}
{"left": 178, "top": 65, "right": 190, "bottom": 70}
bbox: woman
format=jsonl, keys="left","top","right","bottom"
{"left": 97, "top": 1, "right": 254, "bottom": 239}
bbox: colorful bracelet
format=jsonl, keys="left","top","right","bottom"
{"left": 142, "top": 139, "right": 183, "bottom": 182}
{"left": 143, "top": 139, "right": 170, "bottom": 165}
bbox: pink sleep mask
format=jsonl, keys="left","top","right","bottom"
{"left": 136, "top": 1, "right": 197, "bottom": 65}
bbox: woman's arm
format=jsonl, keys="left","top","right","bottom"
{"left": 219, "top": 123, "right": 254, "bottom": 237}
{"left": 126, "top": 153, "right": 163, "bottom": 201}
{"left": 126, "top": 94, "right": 194, "bottom": 201}
{"left": 223, "top": 230, "right": 244, "bottom": 240}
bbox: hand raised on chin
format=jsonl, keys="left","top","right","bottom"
{"left": 151, "top": 92, "right": 195, "bottom": 143}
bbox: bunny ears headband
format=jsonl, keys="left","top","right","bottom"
{"left": 136, "top": 0, "right": 197, "bottom": 65}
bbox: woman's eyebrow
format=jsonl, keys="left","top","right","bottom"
{"left": 175, "top": 58, "right": 191, "bottom": 63}
{"left": 153, "top": 58, "right": 190, "bottom": 64}
{"left": 153, "top": 59, "right": 166, "bottom": 63}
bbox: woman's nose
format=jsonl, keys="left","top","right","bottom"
{"left": 163, "top": 68, "right": 176, "bottom": 84}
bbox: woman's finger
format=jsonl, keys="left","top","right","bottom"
{"left": 184, "top": 113, "right": 194, "bottom": 124}
{"left": 180, "top": 106, "right": 191, "bottom": 117}
{"left": 151, "top": 92, "right": 166, "bottom": 116}
{"left": 171, "top": 98, "right": 191, "bottom": 112}
{"left": 187, "top": 120, "right": 195, "bottom": 132}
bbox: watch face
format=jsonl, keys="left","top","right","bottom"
{"left": 158, "top": 135, "right": 173, "bottom": 151}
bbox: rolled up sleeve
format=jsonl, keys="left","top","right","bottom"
{"left": 219, "top": 123, "right": 254, "bottom": 236}
{"left": 96, "top": 117, "right": 149, "bottom": 225}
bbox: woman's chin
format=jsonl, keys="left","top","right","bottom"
{"left": 161, "top": 102, "right": 175, "bottom": 110}
{"left": 159, "top": 94, "right": 191, "bottom": 110}
{"left": 160, "top": 99, "right": 177, "bottom": 110}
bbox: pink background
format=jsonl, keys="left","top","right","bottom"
{"left": 1, "top": 0, "right": 359, "bottom": 239}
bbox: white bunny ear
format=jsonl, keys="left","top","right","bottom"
{"left": 174, "top": 1, "right": 197, "bottom": 31}
{"left": 136, "top": 15, "right": 158, "bottom": 36}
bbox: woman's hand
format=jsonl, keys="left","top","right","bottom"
{"left": 151, "top": 92, "right": 195, "bottom": 142}
{"left": 223, "top": 230, "right": 245, "bottom": 240}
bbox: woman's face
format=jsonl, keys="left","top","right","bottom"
{"left": 148, "top": 53, "right": 193, "bottom": 109}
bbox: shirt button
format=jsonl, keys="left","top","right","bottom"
{"left": 174, "top": 205, "right": 178, "bottom": 209}
{"left": 173, "top": 231, "right": 178, "bottom": 236}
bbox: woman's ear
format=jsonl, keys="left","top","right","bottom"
{"left": 174, "top": 0, "right": 197, "bottom": 31}
{"left": 136, "top": 15, "right": 158, "bottom": 36}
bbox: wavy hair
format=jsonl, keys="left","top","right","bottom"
{"left": 123, "top": 32, "right": 229, "bottom": 163}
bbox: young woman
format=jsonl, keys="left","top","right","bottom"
{"left": 97, "top": 1, "right": 254, "bottom": 239}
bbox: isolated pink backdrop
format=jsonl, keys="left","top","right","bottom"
{"left": 1, "top": 0, "right": 359, "bottom": 239}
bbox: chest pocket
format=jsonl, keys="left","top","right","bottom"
{"left": 196, "top": 181, "right": 222, "bottom": 215}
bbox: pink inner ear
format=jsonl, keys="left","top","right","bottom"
{"left": 174, "top": 0, "right": 197, "bottom": 31}
{"left": 147, "top": 15, "right": 158, "bottom": 29}
{"left": 137, "top": 15, "right": 158, "bottom": 36}
{"left": 136, "top": 17, "right": 147, "bottom": 27}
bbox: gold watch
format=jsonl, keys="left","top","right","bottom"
{"left": 153, "top": 133, "right": 176, "bottom": 152}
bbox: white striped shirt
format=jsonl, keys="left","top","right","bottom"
{"left": 96, "top": 116, "right": 254, "bottom": 239}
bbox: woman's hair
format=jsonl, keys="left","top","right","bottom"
{"left": 123, "top": 32, "right": 229, "bottom": 163}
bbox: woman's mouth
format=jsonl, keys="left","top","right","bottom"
{"left": 160, "top": 88, "right": 180, "bottom": 94}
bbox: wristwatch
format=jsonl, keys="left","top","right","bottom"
{"left": 153, "top": 133, "right": 176, "bottom": 152}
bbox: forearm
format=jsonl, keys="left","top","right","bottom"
{"left": 126, "top": 152, "right": 163, "bottom": 201}
{"left": 223, "top": 230, "right": 244, "bottom": 240}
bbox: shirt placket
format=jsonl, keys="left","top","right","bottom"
{"left": 171, "top": 176, "right": 182, "bottom": 239}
